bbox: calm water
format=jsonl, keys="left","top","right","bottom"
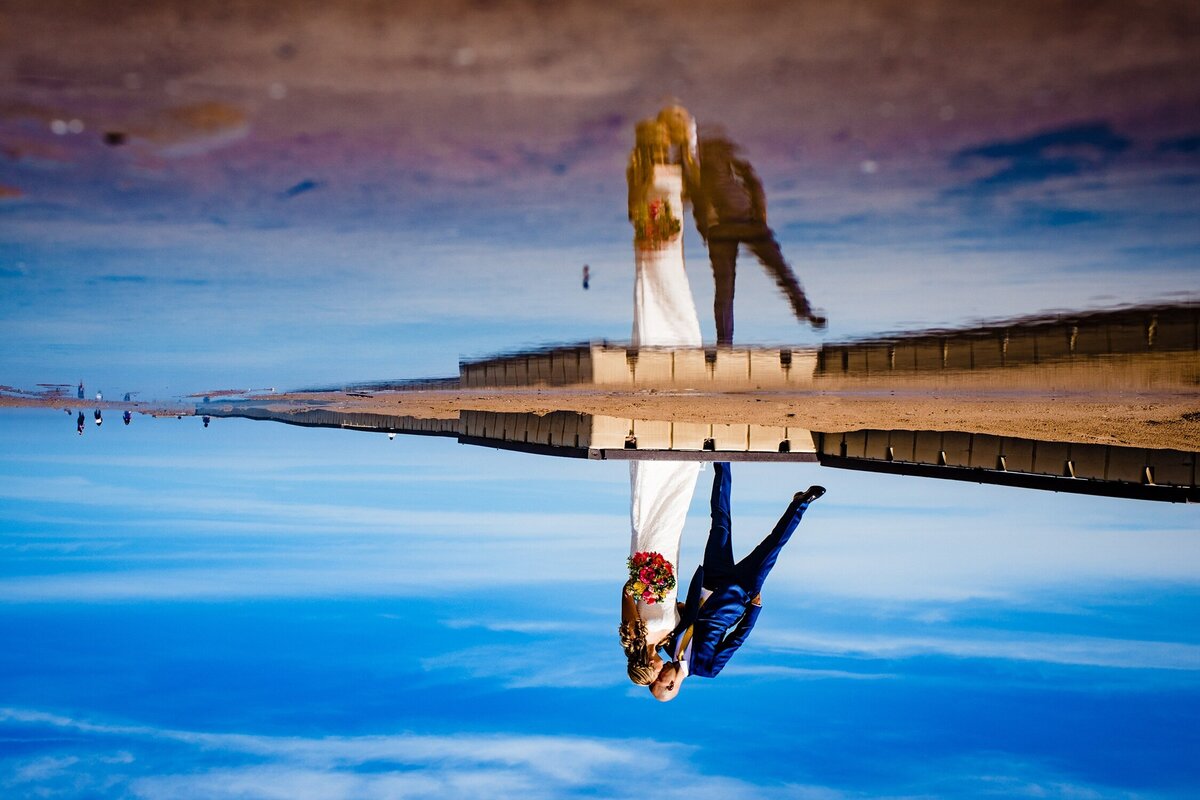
{"left": 2, "top": 2, "right": 1200, "bottom": 798}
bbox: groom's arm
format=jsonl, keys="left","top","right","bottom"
{"left": 708, "top": 604, "right": 763, "bottom": 676}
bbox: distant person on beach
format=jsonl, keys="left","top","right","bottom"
{"left": 76, "top": 412, "right": 85, "bottom": 435}
{"left": 123, "top": 410, "right": 132, "bottom": 425}
{"left": 93, "top": 409, "right": 102, "bottom": 427}
{"left": 582, "top": 264, "right": 590, "bottom": 290}
{"left": 77, "top": 382, "right": 85, "bottom": 400}
{"left": 203, "top": 416, "right": 210, "bottom": 428}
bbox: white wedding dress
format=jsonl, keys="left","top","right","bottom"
{"left": 628, "top": 163, "right": 702, "bottom": 646}
{"left": 631, "top": 165, "right": 703, "bottom": 348}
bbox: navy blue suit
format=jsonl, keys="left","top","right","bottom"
{"left": 664, "top": 462, "right": 810, "bottom": 678}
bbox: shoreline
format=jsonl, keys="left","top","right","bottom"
{"left": 6, "top": 386, "right": 1198, "bottom": 451}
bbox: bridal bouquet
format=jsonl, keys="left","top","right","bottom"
{"left": 626, "top": 551, "right": 676, "bottom": 604}
{"left": 632, "top": 198, "right": 681, "bottom": 249}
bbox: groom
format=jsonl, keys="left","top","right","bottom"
{"left": 649, "top": 462, "right": 825, "bottom": 702}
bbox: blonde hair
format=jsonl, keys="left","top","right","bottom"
{"left": 619, "top": 617, "right": 657, "bottom": 685}
{"left": 627, "top": 119, "right": 671, "bottom": 221}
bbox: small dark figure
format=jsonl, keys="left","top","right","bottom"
{"left": 94, "top": 409, "right": 103, "bottom": 427}
{"left": 76, "top": 412, "right": 85, "bottom": 435}
{"left": 123, "top": 410, "right": 132, "bottom": 425}
{"left": 77, "top": 382, "right": 84, "bottom": 400}
{"left": 582, "top": 264, "right": 590, "bottom": 290}
{"left": 203, "top": 416, "right": 211, "bottom": 428}
{"left": 123, "top": 392, "right": 131, "bottom": 402}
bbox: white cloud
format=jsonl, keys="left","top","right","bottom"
{"left": 1, "top": 708, "right": 783, "bottom": 800}
{"left": 421, "top": 644, "right": 619, "bottom": 689}
{"left": 0, "top": 708, "right": 1184, "bottom": 800}
{"left": 11, "top": 755, "right": 80, "bottom": 783}
{"left": 730, "top": 665, "right": 896, "bottom": 681}
{"left": 756, "top": 628, "right": 1200, "bottom": 671}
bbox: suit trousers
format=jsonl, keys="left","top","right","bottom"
{"left": 708, "top": 224, "right": 812, "bottom": 346}
{"left": 700, "top": 461, "right": 808, "bottom": 597}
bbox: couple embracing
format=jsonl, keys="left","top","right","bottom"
{"left": 619, "top": 105, "right": 827, "bottom": 701}
{"left": 627, "top": 104, "right": 825, "bottom": 348}
{"left": 621, "top": 465, "right": 826, "bottom": 701}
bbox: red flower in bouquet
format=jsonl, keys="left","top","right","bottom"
{"left": 626, "top": 550, "right": 676, "bottom": 605}
{"left": 632, "top": 199, "right": 681, "bottom": 250}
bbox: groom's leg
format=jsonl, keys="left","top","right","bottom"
{"left": 747, "top": 230, "right": 814, "bottom": 321}
{"left": 702, "top": 462, "right": 736, "bottom": 588}
{"left": 733, "top": 493, "right": 810, "bottom": 596}
{"left": 709, "top": 238, "right": 738, "bottom": 346}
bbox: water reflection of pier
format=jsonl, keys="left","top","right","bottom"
{"left": 817, "top": 303, "right": 1198, "bottom": 376}
{"left": 457, "top": 303, "right": 1198, "bottom": 389}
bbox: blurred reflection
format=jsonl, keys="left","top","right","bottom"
{"left": 690, "top": 127, "right": 826, "bottom": 342}
{"left": 457, "top": 303, "right": 1198, "bottom": 390}
{"left": 629, "top": 105, "right": 826, "bottom": 346}
{"left": 628, "top": 114, "right": 702, "bottom": 347}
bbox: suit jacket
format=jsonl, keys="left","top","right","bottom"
{"left": 665, "top": 564, "right": 762, "bottom": 678}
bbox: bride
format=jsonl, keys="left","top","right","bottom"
{"left": 619, "top": 110, "right": 704, "bottom": 685}
{"left": 628, "top": 112, "right": 702, "bottom": 347}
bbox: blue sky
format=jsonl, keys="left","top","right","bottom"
{"left": 2, "top": 411, "right": 1198, "bottom": 798}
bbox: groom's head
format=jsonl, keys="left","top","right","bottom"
{"left": 649, "top": 661, "right": 684, "bottom": 702}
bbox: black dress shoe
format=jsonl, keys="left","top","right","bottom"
{"left": 794, "top": 485, "right": 827, "bottom": 504}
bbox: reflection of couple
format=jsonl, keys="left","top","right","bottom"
{"left": 628, "top": 105, "right": 825, "bottom": 347}
{"left": 619, "top": 105, "right": 827, "bottom": 700}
